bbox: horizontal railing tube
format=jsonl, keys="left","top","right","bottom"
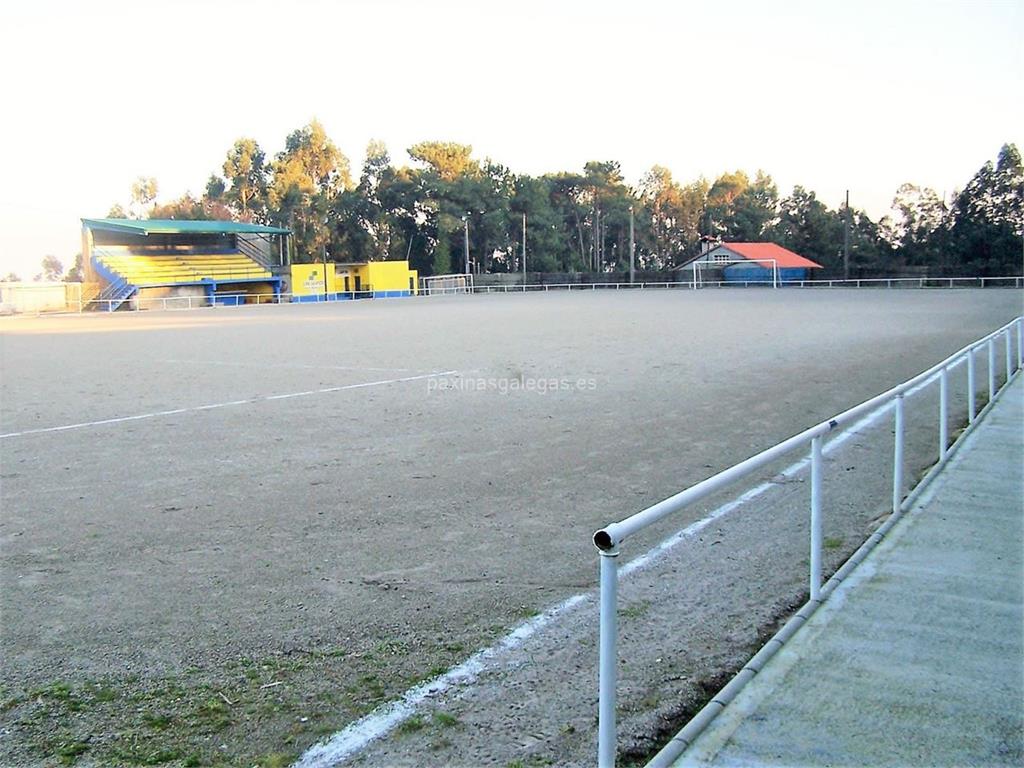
{"left": 595, "top": 316, "right": 1020, "bottom": 551}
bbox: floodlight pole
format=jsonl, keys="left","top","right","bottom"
{"left": 323, "top": 246, "right": 329, "bottom": 302}
{"left": 463, "top": 217, "right": 471, "bottom": 276}
{"left": 522, "top": 212, "right": 527, "bottom": 286}
{"left": 843, "top": 190, "right": 851, "bottom": 281}
{"left": 629, "top": 206, "right": 635, "bottom": 285}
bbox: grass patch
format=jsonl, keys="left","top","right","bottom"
{"left": 257, "top": 752, "right": 298, "bottom": 768}
{"left": 396, "top": 714, "right": 425, "bottom": 734}
{"left": 621, "top": 599, "right": 651, "bottom": 619}
{"left": 432, "top": 711, "right": 459, "bottom": 727}
{"left": 141, "top": 712, "right": 174, "bottom": 730}
{"left": 56, "top": 740, "right": 89, "bottom": 764}
{"left": 191, "top": 697, "right": 233, "bottom": 731}
{"left": 14, "top": 643, "right": 450, "bottom": 767}
{"left": 512, "top": 605, "right": 540, "bottom": 620}
{"left": 824, "top": 536, "right": 843, "bottom": 549}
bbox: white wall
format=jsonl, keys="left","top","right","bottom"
{"left": 0, "top": 282, "right": 76, "bottom": 314}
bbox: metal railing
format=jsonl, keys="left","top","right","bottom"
{"left": 590, "top": 316, "right": 1024, "bottom": 768}
{"left": 434, "top": 275, "right": 1021, "bottom": 294}
{"left": 50, "top": 274, "right": 1024, "bottom": 313}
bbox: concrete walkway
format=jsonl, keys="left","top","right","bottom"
{"left": 675, "top": 374, "right": 1024, "bottom": 768}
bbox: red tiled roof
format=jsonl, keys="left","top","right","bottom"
{"left": 719, "top": 242, "right": 823, "bottom": 269}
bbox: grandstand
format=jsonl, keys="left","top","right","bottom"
{"left": 81, "top": 218, "right": 291, "bottom": 310}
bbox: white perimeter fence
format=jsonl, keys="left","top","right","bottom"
{"left": 590, "top": 316, "right": 1024, "bottom": 768}
{"left": 0, "top": 275, "right": 1021, "bottom": 315}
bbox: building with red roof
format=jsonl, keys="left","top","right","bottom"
{"left": 681, "top": 242, "right": 823, "bottom": 284}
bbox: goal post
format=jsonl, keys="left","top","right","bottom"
{"left": 691, "top": 258, "right": 779, "bottom": 289}
{"left": 419, "top": 273, "right": 475, "bottom": 296}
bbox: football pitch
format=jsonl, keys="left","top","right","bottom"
{"left": 1, "top": 288, "right": 1020, "bottom": 766}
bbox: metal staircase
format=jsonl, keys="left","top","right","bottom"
{"left": 236, "top": 236, "right": 275, "bottom": 271}
{"left": 90, "top": 251, "right": 136, "bottom": 311}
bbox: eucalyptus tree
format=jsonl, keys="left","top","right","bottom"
{"left": 222, "top": 138, "right": 268, "bottom": 222}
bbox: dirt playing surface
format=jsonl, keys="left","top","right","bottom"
{"left": 1, "top": 289, "right": 1020, "bottom": 767}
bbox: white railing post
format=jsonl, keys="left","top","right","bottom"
{"left": 893, "top": 394, "right": 905, "bottom": 514}
{"left": 939, "top": 366, "right": 949, "bottom": 461}
{"left": 809, "top": 436, "right": 823, "bottom": 601}
{"left": 597, "top": 548, "right": 619, "bottom": 768}
{"left": 1018, "top": 318, "right": 1023, "bottom": 370}
{"left": 988, "top": 339, "right": 996, "bottom": 402}
{"left": 967, "top": 349, "right": 977, "bottom": 423}
{"left": 1005, "top": 329, "right": 1013, "bottom": 381}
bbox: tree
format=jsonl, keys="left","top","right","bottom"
{"left": 408, "top": 142, "right": 477, "bottom": 181}
{"left": 40, "top": 255, "right": 64, "bottom": 281}
{"left": 770, "top": 186, "right": 844, "bottom": 274}
{"left": 335, "top": 140, "right": 405, "bottom": 262}
{"left": 107, "top": 203, "right": 129, "bottom": 219}
{"left": 546, "top": 172, "right": 590, "bottom": 270}
{"left": 706, "top": 170, "right": 749, "bottom": 238}
{"left": 222, "top": 138, "right": 268, "bottom": 221}
{"left": 205, "top": 174, "right": 226, "bottom": 201}
{"left": 65, "top": 253, "right": 84, "bottom": 282}
{"left": 730, "top": 171, "right": 779, "bottom": 241}
{"left": 269, "top": 120, "right": 351, "bottom": 261}
{"left": 149, "top": 192, "right": 234, "bottom": 221}
{"left": 130, "top": 177, "right": 158, "bottom": 218}
{"left": 946, "top": 143, "right": 1023, "bottom": 275}
{"left": 510, "top": 175, "right": 566, "bottom": 273}
{"left": 3, "top": 272, "right": 22, "bottom": 282}
{"left": 882, "top": 183, "right": 947, "bottom": 266}
{"left": 149, "top": 194, "right": 205, "bottom": 220}
{"left": 640, "top": 166, "right": 707, "bottom": 267}
{"left": 582, "top": 161, "right": 633, "bottom": 272}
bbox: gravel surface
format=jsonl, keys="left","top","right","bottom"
{"left": 0, "top": 288, "right": 1019, "bottom": 767}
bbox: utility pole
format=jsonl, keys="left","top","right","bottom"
{"left": 463, "top": 217, "right": 470, "bottom": 276}
{"left": 322, "top": 244, "right": 329, "bottom": 302}
{"left": 629, "top": 206, "right": 635, "bottom": 284}
{"left": 843, "top": 189, "right": 851, "bottom": 281}
{"left": 522, "top": 212, "right": 527, "bottom": 285}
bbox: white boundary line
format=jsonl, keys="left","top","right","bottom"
{"left": 293, "top": 367, "right": 950, "bottom": 767}
{"left": 0, "top": 371, "right": 459, "bottom": 439}
{"left": 156, "top": 359, "right": 426, "bottom": 374}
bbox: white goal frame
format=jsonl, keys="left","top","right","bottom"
{"left": 419, "top": 272, "right": 475, "bottom": 296}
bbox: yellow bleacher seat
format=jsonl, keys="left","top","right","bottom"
{"left": 98, "top": 251, "right": 270, "bottom": 286}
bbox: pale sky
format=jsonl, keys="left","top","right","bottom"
{"left": 1, "top": 0, "right": 1021, "bottom": 279}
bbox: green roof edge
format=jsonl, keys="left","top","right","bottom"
{"left": 82, "top": 218, "right": 291, "bottom": 235}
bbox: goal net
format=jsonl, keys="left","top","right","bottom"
{"left": 690, "top": 259, "right": 779, "bottom": 289}
{"left": 420, "top": 273, "right": 475, "bottom": 296}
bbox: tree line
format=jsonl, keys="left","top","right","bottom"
{"left": 13, "top": 123, "right": 1020, "bottom": 283}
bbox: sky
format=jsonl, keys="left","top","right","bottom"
{"left": 1, "top": 0, "right": 1021, "bottom": 279}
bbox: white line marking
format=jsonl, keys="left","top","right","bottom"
{"left": 0, "top": 371, "right": 459, "bottom": 439}
{"left": 294, "top": 368, "right": 948, "bottom": 767}
{"left": 157, "top": 358, "right": 425, "bottom": 374}
{"left": 292, "top": 595, "right": 590, "bottom": 768}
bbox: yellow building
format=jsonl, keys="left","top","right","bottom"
{"left": 290, "top": 260, "right": 418, "bottom": 301}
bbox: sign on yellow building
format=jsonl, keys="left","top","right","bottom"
{"left": 290, "top": 263, "right": 338, "bottom": 301}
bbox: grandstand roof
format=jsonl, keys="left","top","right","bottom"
{"left": 82, "top": 218, "right": 291, "bottom": 235}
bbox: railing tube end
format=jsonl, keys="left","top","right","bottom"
{"left": 594, "top": 527, "right": 618, "bottom": 552}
